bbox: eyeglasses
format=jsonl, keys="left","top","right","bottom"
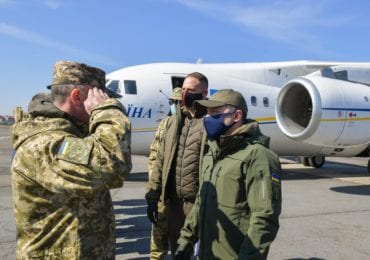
{"left": 169, "top": 100, "right": 181, "bottom": 105}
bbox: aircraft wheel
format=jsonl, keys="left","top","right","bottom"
{"left": 308, "top": 156, "right": 325, "bottom": 168}
{"left": 300, "top": 157, "right": 310, "bottom": 167}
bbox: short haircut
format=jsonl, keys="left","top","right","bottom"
{"left": 51, "top": 84, "right": 89, "bottom": 103}
{"left": 186, "top": 72, "right": 208, "bottom": 89}
{"left": 51, "top": 84, "right": 76, "bottom": 103}
{"left": 228, "top": 105, "right": 247, "bottom": 120}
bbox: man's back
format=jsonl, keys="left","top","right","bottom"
{"left": 11, "top": 98, "right": 131, "bottom": 259}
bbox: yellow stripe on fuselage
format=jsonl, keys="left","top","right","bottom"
{"left": 321, "top": 117, "right": 370, "bottom": 122}
{"left": 133, "top": 127, "right": 158, "bottom": 133}
{"left": 255, "top": 116, "right": 276, "bottom": 122}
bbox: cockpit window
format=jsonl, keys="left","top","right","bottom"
{"left": 124, "top": 80, "right": 137, "bottom": 95}
{"left": 106, "top": 80, "right": 120, "bottom": 93}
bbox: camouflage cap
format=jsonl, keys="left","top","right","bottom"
{"left": 194, "top": 89, "right": 248, "bottom": 113}
{"left": 170, "top": 87, "right": 182, "bottom": 101}
{"left": 47, "top": 61, "right": 122, "bottom": 98}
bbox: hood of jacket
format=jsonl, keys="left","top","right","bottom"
{"left": 11, "top": 98, "right": 85, "bottom": 150}
{"left": 226, "top": 119, "right": 270, "bottom": 146}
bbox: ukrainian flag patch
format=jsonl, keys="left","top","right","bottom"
{"left": 56, "top": 137, "right": 93, "bottom": 165}
{"left": 272, "top": 173, "right": 281, "bottom": 184}
{"left": 58, "top": 140, "right": 70, "bottom": 155}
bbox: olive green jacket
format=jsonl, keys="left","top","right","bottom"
{"left": 11, "top": 98, "right": 131, "bottom": 259}
{"left": 146, "top": 108, "right": 206, "bottom": 204}
{"left": 177, "top": 120, "right": 282, "bottom": 260}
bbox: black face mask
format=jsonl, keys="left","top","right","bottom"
{"left": 183, "top": 92, "right": 203, "bottom": 108}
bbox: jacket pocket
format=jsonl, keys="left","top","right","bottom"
{"left": 255, "top": 165, "right": 272, "bottom": 202}
{"left": 217, "top": 163, "right": 242, "bottom": 208}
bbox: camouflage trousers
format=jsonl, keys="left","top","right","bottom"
{"left": 150, "top": 200, "right": 168, "bottom": 260}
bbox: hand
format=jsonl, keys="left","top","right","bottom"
{"left": 146, "top": 202, "right": 158, "bottom": 224}
{"left": 174, "top": 249, "right": 186, "bottom": 260}
{"left": 175, "top": 244, "right": 193, "bottom": 260}
{"left": 84, "top": 87, "right": 109, "bottom": 115}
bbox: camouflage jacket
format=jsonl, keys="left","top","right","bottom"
{"left": 11, "top": 98, "right": 131, "bottom": 259}
{"left": 146, "top": 114, "right": 176, "bottom": 204}
{"left": 147, "top": 117, "right": 168, "bottom": 181}
{"left": 177, "top": 120, "right": 281, "bottom": 260}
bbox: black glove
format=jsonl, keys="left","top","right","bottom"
{"left": 174, "top": 244, "right": 193, "bottom": 260}
{"left": 146, "top": 202, "right": 158, "bottom": 225}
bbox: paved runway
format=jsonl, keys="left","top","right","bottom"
{"left": 1, "top": 125, "right": 370, "bottom": 259}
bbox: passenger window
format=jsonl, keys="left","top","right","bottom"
{"left": 251, "top": 96, "right": 257, "bottom": 106}
{"left": 106, "top": 80, "right": 120, "bottom": 94}
{"left": 263, "top": 97, "right": 269, "bottom": 107}
{"left": 124, "top": 80, "right": 137, "bottom": 95}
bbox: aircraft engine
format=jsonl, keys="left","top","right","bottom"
{"left": 275, "top": 74, "right": 370, "bottom": 147}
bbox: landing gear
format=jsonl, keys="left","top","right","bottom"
{"left": 300, "top": 156, "right": 326, "bottom": 168}
{"left": 308, "top": 156, "right": 325, "bottom": 168}
{"left": 300, "top": 156, "right": 310, "bottom": 167}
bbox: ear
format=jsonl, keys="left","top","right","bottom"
{"left": 202, "top": 87, "right": 208, "bottom": 97}
{"left": 234, "top": 109, "right": 244, "bottom": 122}
{"left": 182, "top": 90, "right": 187, "bottom": 105}
{"left": 70, "top": 88, "right": 83, "bottom": 104}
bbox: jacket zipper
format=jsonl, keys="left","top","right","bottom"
{"left": 260, "top": 170, "right": 266, "bottom": 200}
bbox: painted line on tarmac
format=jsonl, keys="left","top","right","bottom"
{"left": 0, "top": 136, "right": 10, "bottom": 140}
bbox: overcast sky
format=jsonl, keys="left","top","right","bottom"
{"left": 1, "top": 0, "right": 370, "bottom": 114}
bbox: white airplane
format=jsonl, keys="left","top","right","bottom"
{"left": 106, "top": 60, "right": 370, "bottom": 172}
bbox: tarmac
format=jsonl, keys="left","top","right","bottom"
{"left": 1, "top": 125, "right": 370, "bottom": 259}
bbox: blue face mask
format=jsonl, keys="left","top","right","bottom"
{"left": 203, "top": 112, "right": 235, "bottom": 140}
{"left": 170, "top": 104, "right": 177, "bottom": 115}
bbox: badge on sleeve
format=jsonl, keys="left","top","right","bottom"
{"left": 58, "top": 140, "right": 70, "bottom": 155}
{"left": 57, "top": 137, "right": 93, "bottom": 165}
{"left": 272, "top": 173, "right": 281, "bottom": 184}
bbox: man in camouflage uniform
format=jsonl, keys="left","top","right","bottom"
{"left": 146, "top": 73, "right": 208, "bottom": 259}
{"left": 11, "top": 61, "right": 131, "bottom": 259}
{"left": 147, "top": 87, "right": 182, "bottom": 259}
{"left": 176, "top": 89, "right": 282, "bottom": 259}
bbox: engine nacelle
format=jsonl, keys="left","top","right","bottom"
{"left": 275, "top": 75, "right": 370, "bottom": 147}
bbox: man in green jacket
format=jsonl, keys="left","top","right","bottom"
{"left": 176, "top": 89, "right": 282, "bottom": 260}
{"left": 11, "top": 61, "right": 131, "bottom": 259}
{"left": 146, "top": 72, "right": 208, "bottom": 259}
{"left": 147, "top": 87, "right": 182, "bottom": 259}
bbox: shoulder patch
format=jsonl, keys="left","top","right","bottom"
{"left": 57, "top": 137, "right": 93, "bottom": 165}
{"left": 272, "top": 173, "right": 281, "bottom": 184}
